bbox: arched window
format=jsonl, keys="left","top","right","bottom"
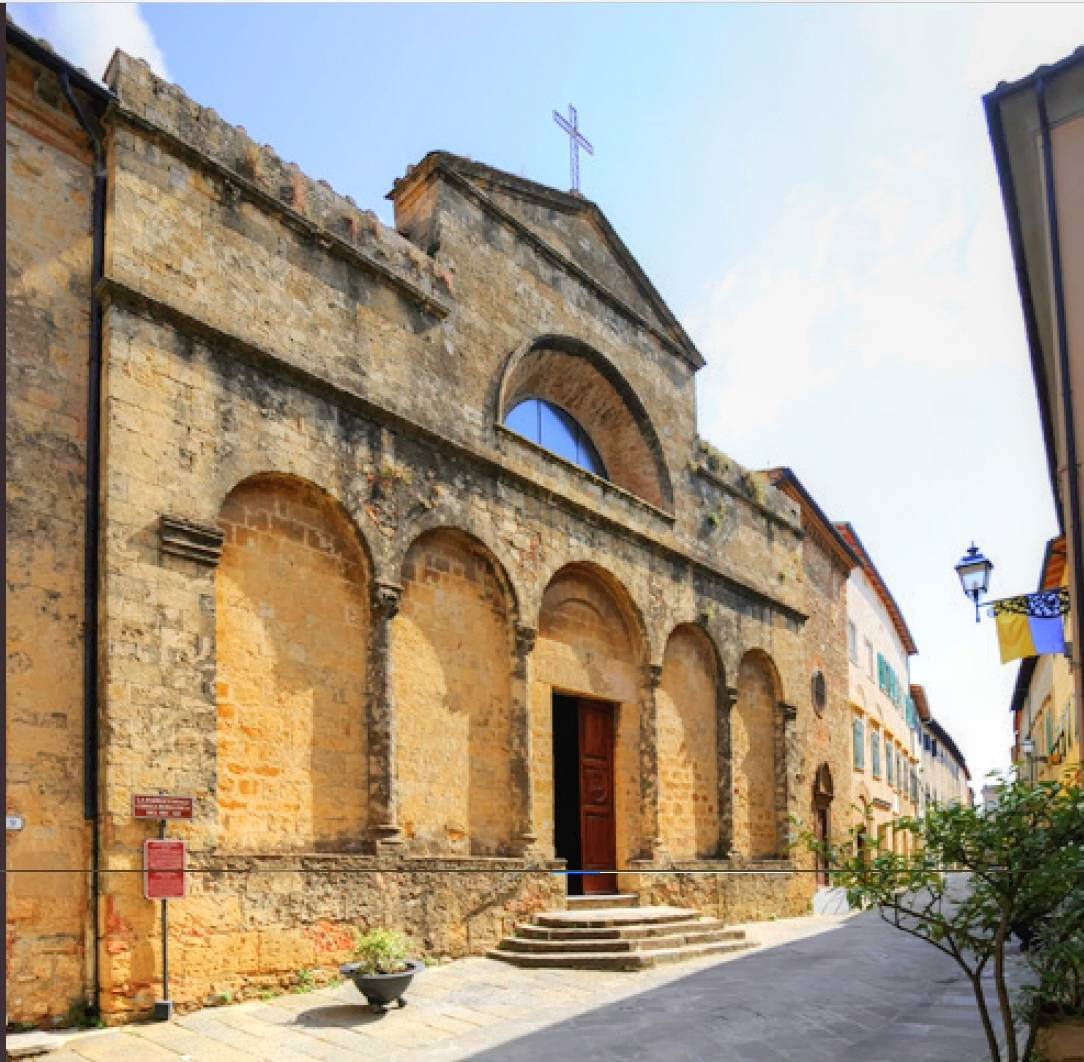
{"left": 504, "top": 398, "right": 607, "bottom": 478}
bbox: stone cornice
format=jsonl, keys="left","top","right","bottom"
{"left": 104, "top": 103, "right": 453, "bottom": 320}
{"left": 96, "top": 275, "right": 807, "bottom": 627}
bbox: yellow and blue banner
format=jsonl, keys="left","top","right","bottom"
{"left": 993, "top": 594, "right": 1067, "bottom": 664}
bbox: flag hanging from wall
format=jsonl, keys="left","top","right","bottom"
{"left": 992, "top": 591, "right": 1068, "bottom": 664}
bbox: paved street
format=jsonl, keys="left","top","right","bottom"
{"left": 8, "top": 909, "right": 1017, "bottom": 1062}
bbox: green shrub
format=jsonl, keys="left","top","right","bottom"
{"left": 351, "top": 929, "right": 412, "bottom": 975}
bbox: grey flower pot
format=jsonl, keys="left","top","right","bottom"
{"left": 339, "top": 959, "right": 423, "bottom": 1011}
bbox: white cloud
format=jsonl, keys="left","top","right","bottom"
{"left": 686, "top": 147, "right": 1024, "bottom": 449}
{"left": 964, "top": 4, "right": 1084, "bottom": 94}
{"left": 9, "top": 3, "right": 170, "bottom": 83}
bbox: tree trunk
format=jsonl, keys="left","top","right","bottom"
{"left": 969, "top": 970, "right": 1002, "bottom": 1062}
{"left": 993, "top": 912, "right": 1018, "bottom": 1061}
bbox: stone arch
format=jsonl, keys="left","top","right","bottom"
{"left": 732, "top": 648, "right": 784, "bottom": 859}
{"left": 393, "top": 527, "right": 517, "bottom": 855}
{"left": 533, "top": 562, "right": 649, "bottom": 867}
{"left": 495, "top": 335, "right": 674, "bottom": 511}
{"left": 389, "top": 506, "right": 525, "bottom": 623}
{"left": 215, "top": 473, "right": 373, "bottom": 851}
{"left": 657, "top": 624, "right": 722, "bottom": 859}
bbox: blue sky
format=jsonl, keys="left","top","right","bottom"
{"left": 12, "top": 2, "right": 1084, "bottom": 787}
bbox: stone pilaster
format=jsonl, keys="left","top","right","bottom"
{"left": 367, "top": 581, "right": 403, "bottom": 851}
{"left": 717, "top": 684, "right": 738, "bottom": 857}
{"left": 510, "top": 624, "right": 539, "bottom": 855}
{"left": 509, "top": 624, "right": 539, "bottom": 853}
{"left": 637, "top": 662, "right": 666, "bottom": 862}
{"left": 777, "top": 701, "right": 798, "bottom": 857}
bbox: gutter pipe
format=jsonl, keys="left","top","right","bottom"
{"left": 59, "top": 68, "right": 106, "bottom": 1022}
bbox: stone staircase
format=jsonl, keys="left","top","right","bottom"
{"left": 488, "top": 893, "right": 755, "bottom": 971}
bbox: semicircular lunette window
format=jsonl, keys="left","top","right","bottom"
{"left": 504, "top": 398, "right": 608, "bottom": 479}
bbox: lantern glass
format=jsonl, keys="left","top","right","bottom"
{"left": 955, "top": 544, "right": 993, "bottom": 599}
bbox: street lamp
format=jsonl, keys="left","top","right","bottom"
{"left": 954, "top": 543, "right": 994, "bottom": 622}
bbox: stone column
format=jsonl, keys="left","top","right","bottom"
{"left": 510, "top": 624, "right": 538, "bottom": 856}
{"left": 367, "top": 581, "right": 403, "bottom": 851}
{"left": 776, "top": 701, "right": 798, "bottom": 857}
{"left": 717, "top": 684, "right": 738, "bottom": 858}
{"left": 637, "top": 663, "right": 666, "bottom": 863}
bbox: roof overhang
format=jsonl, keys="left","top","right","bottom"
{"left": 984, "top": 48, "right": 1084, "bottom": 518}
{"left": 834, "top": 522, "right": 918, "bottom": 656}
{"left": 763, "top": 467, "right": 858, "bottom": 573}
{"left": 6, "top": 17, "right": 114, "bottom": 110}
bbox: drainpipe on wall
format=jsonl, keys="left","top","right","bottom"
{"left": 1036, "top": 77, "right": 1084, "bottom": 757}
{"left": 59, "top": 69, "right": 107, "bottom": 1021}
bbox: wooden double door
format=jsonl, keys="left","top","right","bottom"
{"left": 552, "top": 694, "right": 617, "bottom": 895}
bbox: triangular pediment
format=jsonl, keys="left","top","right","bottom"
{"left": 390, "top": 153, "right": 703, "bottom": 368}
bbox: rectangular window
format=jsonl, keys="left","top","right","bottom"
{"left": 865, "top": 640, "right": 874, "bottom": 679}
{"left": 871, "top": 731, "right": 882, "bottom": 778}
{"left": 848, "top": 622, "right": 858, "bottom": 664}
{"left": 853, "top": 717, "right": 865, "bottom": 771}
{"left": 1045, "top": 711, "right": 1055, "bottom": 756}
{"left": 886, "top": 742, "right": 894, "bottom": 785}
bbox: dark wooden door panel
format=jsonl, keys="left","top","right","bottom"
{"left": 579, "top": 700, "right": 617, "bottom": 895}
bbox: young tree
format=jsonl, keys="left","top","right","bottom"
{"left": 800, "top": 776, "right": 1083, "bottom": 1062}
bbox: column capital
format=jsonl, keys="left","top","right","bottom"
{"left": 372, "top": 581, "right": 403, "bottom": 620}
{"left": 643, "top": 663, "right": 664, "bottom": 691}
{"left": 514, "top": 624, "right": 537, "bottom": 659}
{"left": 724, "top": 685, "right": 739, "bottom": 709}
{"left": 779, "top": 701, "right": 798, "bottom": 723}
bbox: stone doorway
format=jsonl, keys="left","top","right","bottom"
{"left": 813, "top": 763, "right": 834, "bottom": 886}
{"left": 552, "top": 693, "right": 618, "bottom": 895}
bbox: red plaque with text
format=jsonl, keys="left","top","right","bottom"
{"left": 133, "top": 794, "right": 193, "bottom": 820}
{"left": 144, "top": 840, "right": 186, "bottom": 900}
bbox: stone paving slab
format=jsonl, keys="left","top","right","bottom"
{"left": 6, "top": 909, "right": 1030, "bottom": 1061}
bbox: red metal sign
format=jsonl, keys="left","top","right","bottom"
{"left": 144, "top": 840, "right": 186, "bottom": 900}
{"left": 133, "top": 794, "right": 193, "bottom": 820}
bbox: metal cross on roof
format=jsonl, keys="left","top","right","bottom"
{"left": 553, "top": 104, "right": 593, "bottom": 194}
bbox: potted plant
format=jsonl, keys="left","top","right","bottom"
{"left": 340, "top": 929, "right": 423, "bottom": 1012}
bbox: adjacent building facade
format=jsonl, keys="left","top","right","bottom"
{"left": 835, "top": 524, "right": 922, "bottom": 853}
{"left": 6, "top": 25, "right": 868, "bottom": 1025}
{"left": 986, "top": 48, "right": 1084, "bottom": 771}
{"left": 1010, "top": 537, "right": 1079, "bottom": 785}
{"left": 912, "top": 686, "right": 972, "bottom": 811}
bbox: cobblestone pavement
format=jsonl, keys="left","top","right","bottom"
{"left": 7, "top": 910, "right": 1018, "bottom": 1061}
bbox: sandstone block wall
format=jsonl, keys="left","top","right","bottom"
{"left": 7, "top": 41, "right": 844, "bottom": 1026}
{"left": 5, "top": 46, "right": 95, "bottom": 1025}
{"left": 216, "top": 476, "right": 370, "bottom": 852}
{"left": 395, "top": 530, "right": 515, "bottom": 855}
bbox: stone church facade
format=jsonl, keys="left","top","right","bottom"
{"left": 7, "top": 26, "right": 855, "bottom": 1025}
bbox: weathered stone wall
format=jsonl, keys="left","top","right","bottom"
{"left": 4, "top": 47, "right": 95, "bottom": 1025}
{"left": 7, "top": 42, "right": 830, "bottom": 1025}
{"left": 636, "top": 862, "right": 810, "bottom": 923}
{"left": 215, "top": 475, "right": 370, "bottom": 851}
{"left": 394, "top": 530, "right": 515, "bottom": 855}
{"left": 731, "top": 652, "right": 780, "bottom": 859}
{"left": 657, "top": 626, "right": 720, "bottom": 860}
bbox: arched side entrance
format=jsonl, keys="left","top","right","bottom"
{"left": 532, "top": 563, "right": 647, "bottom": 893}
{"left": 215, "top": 474, "right": 371, "bottom": 851}
{"left": 393, "top": 529, "right": 516, "bottom": 855}
{"left": 812, "top": 763, "right": 834, "bottom": 885}
{"left": 657, "top": 625, "right": 721, "bottom": 860}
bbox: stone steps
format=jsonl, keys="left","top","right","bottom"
{"left": 515, "top": 917, "right": 746, "bottom": 943}
{"left": 565, "top": 893, "right": 639, "bottom": 910}
{"left": 488, "top": 902, "right": 755, "bottom": 972}
{"left": 488, "top": 937, "right": 754, "bottom": 971}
